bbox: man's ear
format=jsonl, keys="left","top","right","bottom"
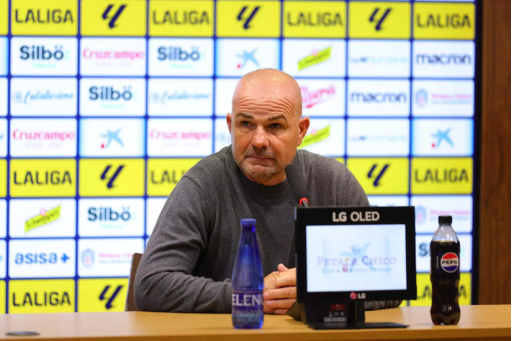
{"left": 297, "top": 116, "right": 310, "bottom": 146}
{"left": 226, "top": 113, "right": 232, "bottom": 134}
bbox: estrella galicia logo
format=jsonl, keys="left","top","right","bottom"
{"left": 103, "top": 4, "right": 126, "bottom": 28}
{"left": 237, "top": 6, "right": 260, "bottom": 29}
{"left": 367, "top": 164, "right": 389, "bottom": 187}
{"left": 99, "top": 285, "right": 124, "bottom": 310}
{"left": 101, "top": 165, "right": 124, "bottom": 189}
{"left": 431, "top": 128, "right": 453, "bottom": 149}
{"left": 82, "top": 248, "right": 95, "bottom": 268}
{"left": 369, "top": 8, "right": 391, "bottom": 31}
{"left": 416, "top": 89, "right": 428, "bottom": 107}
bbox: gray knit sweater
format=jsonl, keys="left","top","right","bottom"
{"left": 135, "top": 146, "right": 401, "bottom": 312}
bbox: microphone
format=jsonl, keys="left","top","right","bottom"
{"left": 285, "top": 163, "right": 309, "bottom": 207}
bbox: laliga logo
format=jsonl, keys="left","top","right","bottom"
{"left": 350, "top": 292, "right": 366, "bottom": 300}
{"left": 440, "top": 252, "right": 459, "bottom": 273}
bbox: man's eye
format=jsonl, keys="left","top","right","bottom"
{"left": 269, "top": 123, "right": 282, "bottom": 129}
{"left": 241, "top": 121, "right": 251, "bottom": 127}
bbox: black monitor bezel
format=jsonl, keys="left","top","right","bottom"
{"left": 296, "top": 206, "right": 417, "bottom": 303}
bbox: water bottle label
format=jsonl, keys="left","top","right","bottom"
{"left": 232, "top": 290, "right": 263, "bottom": 312}
{"left": 440, "top": 252, "right": 459, "bottom": 273}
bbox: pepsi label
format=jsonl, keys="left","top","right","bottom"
{"left": 440, "top": 252, "right": 459, "bottom": 273}
{"left": 232, "top": 290, "right": 263, "bottom": 312}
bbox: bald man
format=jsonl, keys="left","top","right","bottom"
{"left": 135, "top": 69, "right": 401, "bottom": 313}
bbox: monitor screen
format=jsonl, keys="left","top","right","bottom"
{"left": 306, "top": 224, "right": 407, "bottom": 293}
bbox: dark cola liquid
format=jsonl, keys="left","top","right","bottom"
{"left": 430, "top": 240, "right": 461, "bottom": 325}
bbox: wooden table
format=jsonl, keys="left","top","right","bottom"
{"left": 0, "top": 305, "right": 509, "bottom": 341}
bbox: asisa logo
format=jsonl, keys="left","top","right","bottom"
{"left": 440, "top": 252, "right": 459, "bottom": 273}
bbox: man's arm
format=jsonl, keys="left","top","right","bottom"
{"left": 134, "top": 176, "right": 232, "bottom": 313}
{"left": 342, "top": 166, "right": 403, "bottom": 310}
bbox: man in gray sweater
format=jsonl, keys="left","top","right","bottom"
{"left": 135, "top": 69, "right": 401, "bottom": 314}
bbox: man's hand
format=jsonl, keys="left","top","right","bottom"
{"left": 263, "top": 264, "right": 297, "bottom": 315}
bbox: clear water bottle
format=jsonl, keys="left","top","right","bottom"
{"left": 232, "top": 218, "right": 264, "bottom": 329}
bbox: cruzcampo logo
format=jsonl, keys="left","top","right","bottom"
{"left": 299, "top": 125, "right": 330, "bottom": 149}
{"left": 25, "top": 205, "right": 61, "bottom": 232}
{"left": 298, "top": 46, "right": 331, "bottom": 71}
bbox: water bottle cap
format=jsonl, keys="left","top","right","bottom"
{"left": 438, "top": 215, "right": 452, "bottom": 224}
{"left": 241, "top": 218, "right": 256, "bottom": 226}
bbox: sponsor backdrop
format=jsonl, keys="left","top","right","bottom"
{"left": 0, "top": 0, "right": 477, "bottom": 313}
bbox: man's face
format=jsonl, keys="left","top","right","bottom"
{"left": 227, "top": 76, "right": 308, "bottom": 186}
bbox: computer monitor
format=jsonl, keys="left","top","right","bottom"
{"left": 295, "top": 206, "right": 417, "bottom": 305}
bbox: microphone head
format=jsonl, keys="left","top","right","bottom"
{"left": 285, "top": 163, "right": 309, "bottom": 205}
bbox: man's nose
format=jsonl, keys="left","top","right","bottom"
{"left": 252, "top": 126, "right": 269, "bottom": 150}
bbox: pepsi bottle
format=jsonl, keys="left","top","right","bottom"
{"left": 232, "top": 219, "right": 264, "bottom": 329}
{"left": 430, "top": 215, "right": 461, "bottom": 325}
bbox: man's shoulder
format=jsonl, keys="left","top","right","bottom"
{"left": 297, "top": 149, "right": 348, "bottom": 178}
{"left": 184, "top": 147, "right": 234, "bottom": 186}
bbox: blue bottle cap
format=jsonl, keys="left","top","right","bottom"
{"left": 241, "top": 218, "right": 256, "bottom": 225}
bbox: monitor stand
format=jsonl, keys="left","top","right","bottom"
{"left": 287, "top": 301, "right": 408, "bottom": 330}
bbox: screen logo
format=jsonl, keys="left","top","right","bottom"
{"left": 412, "top": 119, "right": 473, "bottom": 156}
{"left": 11, "top": 0, "right": 77, "bottom": 35}
{"left": 79, "top": 78, "right": 146, "bottom": 116}
{"left": 414, "top": 3, "right": 475, "bottom": 40}
{"left": 9, "top": 279, "right": 75, "bottom": 313}
{"left": 412, "top": 158, "right": 472, "bottom": 194}
{"left": 348, "top": 80, "right": 410, "bottom": 117}
{"left": 81, "top": 0, "right": 146, "bottom": 36}
{"left": 9, "top": 199, "right": 76, "bottom": 238}
{"left": 283, "top": 39, "right": 346, "bottom": 77}
{"left": 149, "top": 0, "right": 213, "bottom": 37}
{"left": 216, "top": 38, "right": 279, "bottom": 76}
{"left": 349, "top": 2, "right": 410, "bottom": 39}
{"left": 79, "top": 159, "right": 145, "bottom": 197}
{"left": 78, "top": 198, "right": 144, "bottom": 237}
{"left": 10, "top": 78, "right": 77, "bottom": 116}
{"left": 11, "top": 37, "right": 77, "bottom": 75}
{"left": 298, "top": 119, "right": 345, "bottom": 157}
{"left": 148, "top": 78, "right": 212, "bottom": 116}
{"left": 79, "top": 118, "right": 145, "bottom": 157}
{"left": 10, "top": 159, "right": 76, "bottom": 197}
{"left": 80, "top": 38, "right": 146, "bottom": 76}
{"left": 283, "top": 1, "right": 346, "bottom": 38}
{"left": 216, "top": 1, "right": 280, "bottom": 37}
{"left": 347, "top": 119, "right": 409, "bottom": 157}
{"left": 298, "top": 79, "right": 345, "bottom": 116}
{"left": 78, "top": 278, "right": 128, "bottom": 312}
{"left": 78, "top": 238, "right": 143, "bottom": 277}
{"left": 10, "top": 118, "right": 77, "bottom": 157}
{"left": 9, "top": 239, "right": 75, "bottom": 278}
{"left": 147, "top": 158, "right": 201, "bottom": 197}
{"left": 413, "top": 41, "right": 475, "bottom": 78}
{"left": 149, "top": 38, "right": 213, "bottom": 76}
{"left": 347, "top": 158, "right": 409, "bottom": 195}
{"left": 348, "top": 40, "right": 410, "bottom": 77}
{"left": 147, "top": 118, "right": 213, "bottom": 157}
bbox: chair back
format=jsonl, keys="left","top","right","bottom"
{"left": 125, "top": 252, "right": 143, "bottom": 311}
